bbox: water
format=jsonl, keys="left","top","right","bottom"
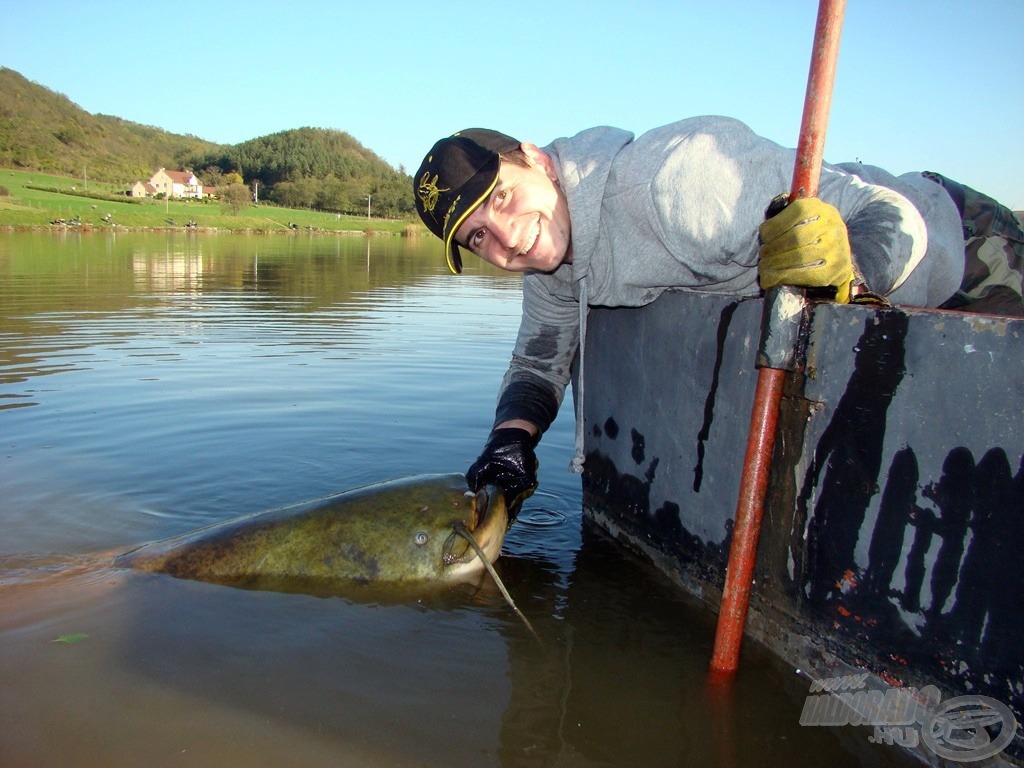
{"left": 0, "top": 231, "right": 915, "bottom": 767}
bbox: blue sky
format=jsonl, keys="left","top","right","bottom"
{"left": 4, "top": 0, "right": 1022, "bottom": 207}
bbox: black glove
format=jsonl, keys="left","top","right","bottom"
{"left": 466, "top": 428, "right": 539, "bottom": 511}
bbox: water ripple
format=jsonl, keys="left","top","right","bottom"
{"left": 515, "top": 507, "right": 568, "bottom": 529}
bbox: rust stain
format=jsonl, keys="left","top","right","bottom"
{"left": 959, "top": 315, "right": 1012, "bottom": 336}
{"left": 878, "top": 670, "right": 904, "bottom": 687}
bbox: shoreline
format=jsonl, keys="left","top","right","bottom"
{"left": 0, "top": 223, "right": 407, "bottom": 236}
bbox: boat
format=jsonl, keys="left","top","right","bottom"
{"left": 580, "top": 291, "right": 1023, "bottom": 763}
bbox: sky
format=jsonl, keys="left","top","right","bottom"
{"left": 3, "top": 0, "right": 1022, "bottom": 208}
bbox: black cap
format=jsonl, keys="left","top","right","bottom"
{"left": 413, "top": 128, "right": 521, "bottom": 274}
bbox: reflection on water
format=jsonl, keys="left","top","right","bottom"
{"left": 132, "top": 248, "right": 204, "bottom": 292}
{"left": 0, "top": 232, "right": 915, "bottom": 767}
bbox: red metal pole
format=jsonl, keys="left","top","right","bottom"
{"left": 789, "top": 0, "right": 846, "bottom": 202}
{"left": 709, "top": 0, "right": 846, "bottom": 676}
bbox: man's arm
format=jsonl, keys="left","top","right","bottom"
{"left": 494, "top": 418, "right": 539, "bottom": 437}
{"left": 817, "top": 165, "right": 929, "bottom": 297}
{"left": 467, "top": 275, "right": 578, "bottom": 502}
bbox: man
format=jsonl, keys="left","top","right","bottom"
{"left": 413, "top": 118, "right": 1023, "bottom": 505}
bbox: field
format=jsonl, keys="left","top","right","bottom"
{"left": 0, "top": 169, "right": 417, "bottom": 235}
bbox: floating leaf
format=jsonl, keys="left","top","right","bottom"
{"left": 52, "top": 633, "right": 89, "bottom": 644}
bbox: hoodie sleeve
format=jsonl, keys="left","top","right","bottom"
{"left": 817, "top": 163, "right": 929, "bottom": 295}
{"left": 492, "top": 273, "right": 579, "bottom": 433}
{"left": 631, "top": 117, "right": 930, "bottom": 299}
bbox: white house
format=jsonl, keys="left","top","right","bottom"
{"left": 141, "top": 168, "right": 204, "bottom": 199}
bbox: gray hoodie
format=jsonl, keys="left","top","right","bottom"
{"left": 491, "top": 117, "right": 964, "bottom": 471}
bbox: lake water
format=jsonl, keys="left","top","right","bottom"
{"left": 0, "top": 231, "right": 916, "bottom": 767}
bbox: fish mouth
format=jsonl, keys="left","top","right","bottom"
{"left": 442, "top": 486, "right": 509, "bottom": 579}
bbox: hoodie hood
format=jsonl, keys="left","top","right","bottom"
{"left": 541, "top": 127, "right": 634, "bottom": 473}
{"left": 543, "top": 126, "right": 635, "bottom": 286}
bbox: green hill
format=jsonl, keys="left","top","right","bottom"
{"left": 0, "top": 67, "right": 413, "bottom": 218}
{"left": 0, "top": 67, "right": 221, "bottom": 185}
{"left": 186, "top": 127, "right": 412, "bottom": 218}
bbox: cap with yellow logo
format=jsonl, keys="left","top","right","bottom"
{"left": 413, "top": 129, "right": 521, "bottom": 274}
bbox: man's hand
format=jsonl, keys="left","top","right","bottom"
{"left": 466, "top": 427, "right": 538, "bottom": 511}
{"left": 758, "top": 196, "right": 855, "bottom": 303}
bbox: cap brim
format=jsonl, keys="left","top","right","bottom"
{"left": 442, "top": 174, "right": 498, "bottom": 275}
{"left": 447, "top": 241, "right": 464, "bottom": 275}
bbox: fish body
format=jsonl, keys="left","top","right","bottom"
{"left": 115, "top": 474, "right": 509, "bottom": 591}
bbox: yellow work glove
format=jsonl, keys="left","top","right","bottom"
{"left": 758, "top": 196, "right": 855, "bottom": 303}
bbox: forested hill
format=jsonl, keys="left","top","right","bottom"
{"left": 0, "top": 67, "right": 414, "bottom": 218}
{"left": 186, "top": 128, "right": 412, "bottom": 217}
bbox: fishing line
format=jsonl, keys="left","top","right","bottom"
{"left": 452, "top": 521, "right": 541, "bottom": 644}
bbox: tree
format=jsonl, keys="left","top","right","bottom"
{"left": 197, "top": 166, "right": 225, "bottom": 188}
{"left": 221, "top": 183, "right": 251, "bottom": 215}
{"left": 316, "top": 176, "right": 346, "bottom": 212}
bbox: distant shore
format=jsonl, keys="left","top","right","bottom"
{"left": 0, "top": 223, "right": 405, "bottom": 236}
{"left": 0, "top": 168, "right": 419, "bottom": 237}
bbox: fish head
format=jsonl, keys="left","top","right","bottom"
{"left": 440, "top": 485, "right": 509, "bottom": 580}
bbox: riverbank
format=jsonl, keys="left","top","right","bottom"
{"left": 0, "top": 223, "right": 406, "bottom": 237}
{"left": 0, "top": 168, "right": 421, "bottom": 236}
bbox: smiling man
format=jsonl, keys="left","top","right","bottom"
{"left": 415, "top": 131, "right": 573, "bottom": 275}
{"left": 456, "top": 146, "right": 571, "bottom": 274}
{"left": 413, "top": 122, "right": 1023, "bottom": 505}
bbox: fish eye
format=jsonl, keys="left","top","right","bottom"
{"left": 414, "top": 531, "right": 428, "bottom": 546}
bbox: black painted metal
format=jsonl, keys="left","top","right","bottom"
{"left": 581, "top": 290, "right": 1024, "bottom": 761}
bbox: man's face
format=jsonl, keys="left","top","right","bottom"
{"left": 454, "top": 144, "right": 572, "bottom": 273}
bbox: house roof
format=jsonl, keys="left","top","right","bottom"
{"left": 154, "top": 168, "right": 201, "bottom": 185}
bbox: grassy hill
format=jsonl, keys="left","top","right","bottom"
{"left": 0, "top": 67, "right": 221, "bottom": 185}
{"left": 0, "top": 67, "right": 414, "bottom": 220}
